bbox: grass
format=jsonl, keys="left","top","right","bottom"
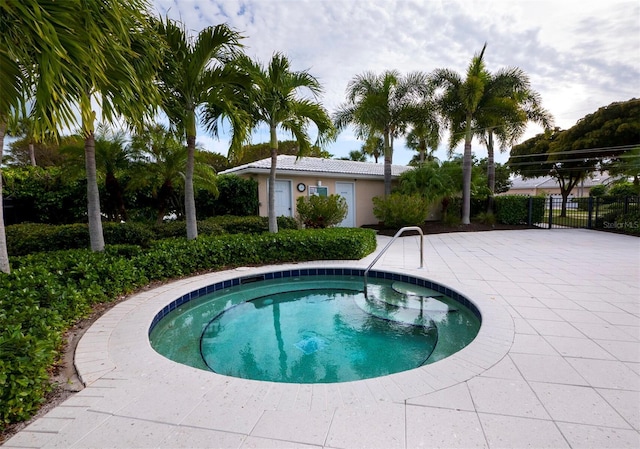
{"left": 543, "top": 208, "right": 590, "bottom": 227}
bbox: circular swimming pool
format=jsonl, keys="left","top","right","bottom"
{"left": 149, "top": 269, "right": 480, "bottom": 384}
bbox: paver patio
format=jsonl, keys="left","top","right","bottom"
{"left": 2, "top": 229, "right": 639, "bottom": 449}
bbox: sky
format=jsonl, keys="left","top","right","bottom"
{"left": 7, "top": 0, "right": 638, "bottom": 167}
{"left": 150, "top": 0, "right": 640, "bottom": 166}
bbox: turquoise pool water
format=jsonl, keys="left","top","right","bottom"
{"left": 149, "top": 273, "right": 480, "bottom": 383}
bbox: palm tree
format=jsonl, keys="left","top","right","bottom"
{"left": 405, "top": 98, "right": 441, "bottom": 165}
{"left": 6, "top": 115, "right": 39, "bottom": 166}
{"left": 334, "top": 71, "right": 426, "bottom": 195}
{"left": 361, "top": 133, "right": 384, "bottom": 163}
{"left": 60, "top": 125, "right": 133, "bottom": 221}
{"left": 129, "top": 124, "right": 218, "bottom": 224}
{"left": 233, "top": 53, "right": 335, "bottom": 233}
{"left": 430, "top": 44, "right": 493, "bottom": 224}
{"left": 0, "top": 0, "right": 95, "bottom": 272}
{"left": 476, "top": 69, "right": 552, "bottom": 199}
{"left": 339, "top": 150, "right": 367, "bottom": 162}
{"left": 155, "top": 18, "right": 246, "bottom": 240}
{"left": 432, "top": 44, "right": 551, "bottom": 223}
{"left": 77, "top": 1, "right": 161, "bottom": 251}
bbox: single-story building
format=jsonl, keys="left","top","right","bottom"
{"left": 503, "top": 173, "right": 616, "bottom": 198}
{"left": 219, "top": 155, "right": 413, "bottom": 227}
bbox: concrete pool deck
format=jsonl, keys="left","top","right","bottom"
{"left": 2, "top": 229, "right": 639, "bottom": 449}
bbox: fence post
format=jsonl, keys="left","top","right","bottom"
{"left": 528, "top": 196, "right": 533, "bottom": 226}
{"left": 624, "top": 196, "right": 629, "bottom": 215}
{"left": 548, "top": 196, "right": 553, "bottom": 229}
{"left": 587, "top": 196, "right": 593, "bottom": 229}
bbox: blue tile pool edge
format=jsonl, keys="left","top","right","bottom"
{"left": 148, "top": 268, "right": 482, "bottom": 336}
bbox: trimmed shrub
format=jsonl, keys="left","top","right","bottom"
{"left": 150, "top": 220, "right": 226, "bottom": 240}
{"left": 296, "top": 194, "right": 348, "bottom": 228}
{"left": 5, "top": 222, "right": 155, "bottom": 256}
{"left": 372, "top": 194, "right": 429, "bottom": 228}
{"left": 6, "top": 217, "right": 301, "bottom": 257}
{"left": 494, "top": 195, "right": 544, "bottom": 225}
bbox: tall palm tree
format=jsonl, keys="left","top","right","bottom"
{"left": 430, "top": 44, "right": 493, "bottom": 224}
{"left": 0, "top": 0, "right": 94, "bottom": 272}
{"left": 232, "top": 53, "right": 335, "bottom": 233}
{"left": 76, "top": 0, "right": 161, "bottom": 251}
{"left": 60, "top": 125, "right": 133, "bottom": 221}
{"left": 155, "top": 18, "right": 246, "bottom": 240}
{"left": 476, "top": 68, "right": 552, "bottom": 198}
{"left": 334, "top": 71, "right": 426, "bottom": 195}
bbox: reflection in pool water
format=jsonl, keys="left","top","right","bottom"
{"left": 149, "top": 274, "right": 480, "bottom": 384}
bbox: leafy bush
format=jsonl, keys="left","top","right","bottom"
{"left": 474, "top": 212, "right": 496, "bottom": 225}
{"left": 195, "top": 175, "right": 259, "bottom": 218}
{"left": 608, "top": 182, "right": 639, "bottom": 197}
{"left": 448, "top": 197, "right": 487, "bottom": 218}
{"left": 6, "top": 217, "right": 302, "bottom": 257}
{"left": 494, "top": 195, "right": 544, "bottom": 225}
{"left": 296, "top": 194, "right": 348, "bottom": 228}
{"left": 6, "top": 222, "right": 155, "bottom": 256}
{"left": 372, "top": 194, "right": 429, "bottom": 228}
{"left": 0, "top": 227, "right": 375, "bottom": 427}
{"left": 2, "top": 166, "right": 87, "bottom": 225}
{"left": 150, "top": 220, "right": 226, "bottom": 240}
{"left": 589, "top": 184, "right": 608, "bottom": 197}
{"left": 277, "top": 216, "right": 299, "bottom": 231}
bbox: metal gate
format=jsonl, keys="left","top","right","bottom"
{"left": 542, "top": 196, "right": 640, "bottom": 230}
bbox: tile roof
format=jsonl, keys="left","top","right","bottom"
{"left": 220, "top": 155, "right": 413, "bottom": 178}
{"left": 509, "top": 173, "right": 616, "bottom": 189}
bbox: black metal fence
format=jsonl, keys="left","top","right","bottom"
{"left": 538, "top": 195, "right": 640, "bottom": 234}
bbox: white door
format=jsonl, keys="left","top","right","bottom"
{"left": 335, "top": 182, "right": 355, "bottom": 227}
{"left": 274, "top": 180, "right": 292, "bottom": 217}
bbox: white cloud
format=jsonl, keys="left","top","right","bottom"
{"left": 154, "top": 1, "right": 640, "bottom": 165}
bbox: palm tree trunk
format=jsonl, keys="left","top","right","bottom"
{"left": 268, "top": 125, "right": 279, "bottom": 233}
{"left": 85, "top": 129, "right": 105, "bottom": 251}
{"left": 461, "top": 118, "right": 473, "bottom": 225}
{"left": 0, "top": 120, "right": 11, "bottom": 273}
{"left": 487, "top": 131, "right": 495, "bottom": 194}
{"left": 383, "top": 130, "right": 392, "bottom": 196}
{"left": 29, "top": 141, "right": 36, "bottom": 166}
{"left": 185, "top": 134, "right": 198, "bottom": 240}
{"left": 487, "top": 130, "right": 495, "bottom": 214}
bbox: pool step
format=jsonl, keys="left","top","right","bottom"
{"left": 354, "top": 295, "right": 436, "bottom": 328}
{"left": 391, "top": 282, "right": 443, "bottom": 298}
{"left": 366, "top": 282, "right": 458, "bottom": 313}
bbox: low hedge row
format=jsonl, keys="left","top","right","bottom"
{"left": 0, "top": 228, "right": 376, "bottom": 427}
{"left": 5, "top": 216, "right": 300, "bottom": 256}
{"left": 494, "top": 195, "right": 545, "bottom": 225}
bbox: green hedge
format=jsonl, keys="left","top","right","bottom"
{"left": 6, "top": 216, "right": 300, "bottom": 257}
{"left": 0, "top": 228, "right": 376, "bottom": 427}
{"left": 6, "top": 222, "right": 155, "bottom": 256}
{"left": 494, "top": 195, "right": 545, "bottom": 225}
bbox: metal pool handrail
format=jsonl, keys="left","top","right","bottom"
{"left": 363, "top": 226, "right": 424, "bottom": 297}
